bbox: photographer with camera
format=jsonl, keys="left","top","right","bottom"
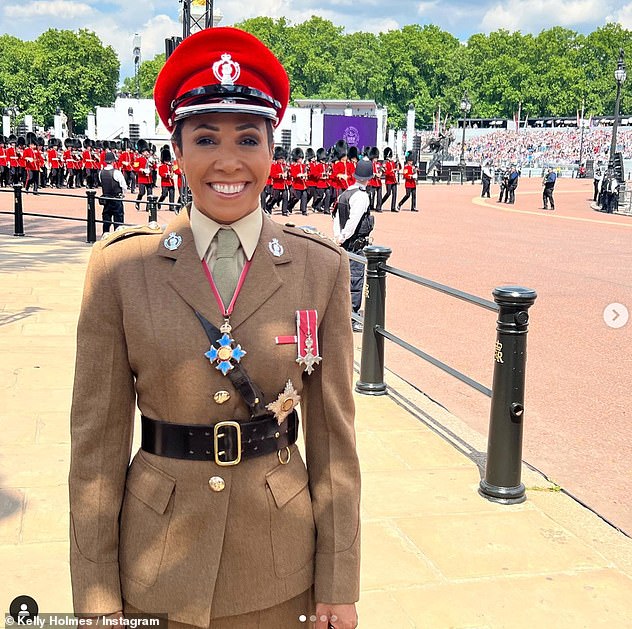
{"left": 333, "top": 158, "right": 374, "bottom": 332}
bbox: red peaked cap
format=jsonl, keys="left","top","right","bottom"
{"left": 154, "top": 27, "right": 290, "bottom": 133}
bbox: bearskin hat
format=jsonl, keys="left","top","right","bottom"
{"left": 405, "top": 150, "right": 414, "bottom": 162}
{"left": 291, "top": 147, "right": 304, "bottom": 161}
{"left": 102, "top": 140, "right": 110, "bottom": 150}
{"left": 8, "top": 134, "right": 17, "bottom": 144}
{"left": 26, "top": 132, "right": 37, "bottom": 146}
{"left": 273, "top": 146, "right": 288, "bottom": 160}
{"left": 0, "top": 136, "right": 5, "bottom": 144}
{"left": 122, "top": 137, "right": 130, "bottom": 150}
{"left": 37, "top": 136, "right": 45, "bottom": 147}
{"left": 17, "top": 136, "right": 26, "bottom": 147}
{"left": 316, "top": 148, "right": 327, "bottom": 162}
{"left": 95, "top": 140, "right": 103, "bottom": 150}
{"left": 136, "top": 139, "right": 149, "bottom": 153}
{"left": 383, "top": 146, "right": 393, "bottom": 159}
{"left": 161, "top": 145, "right": 172, "bottom": 162}
{"left": 362, "top": 146, "right": 370, "bottom": 158}
{"left": 348, "top": 146, "right": 359, "bottom": 161}
{"left": 369, "top": 146, "right": 380, "bottom": 160}
{"left": 333, "top": 139, "right": 348, "bottom": 159}
{"left": 305, "top": 147, "right": 315, "bottom": 161}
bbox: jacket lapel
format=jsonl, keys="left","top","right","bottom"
{"left": 228, "top": 216, "right": 292, "bottom": 330}
{"left": 159, "top": 212, "right": 223, "bottom": 327}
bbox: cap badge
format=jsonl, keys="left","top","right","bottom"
{"left": 213, "top": 53, "right": 241, "bottom": 86}
{"left": 164, "top": 231, "right": 182, "bottom": 251}
{"left": 268, "top": 238, "right": 284, "bottom": 257}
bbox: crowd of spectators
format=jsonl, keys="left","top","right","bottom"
{"left": 446, "top": 127, "right": 632, "bottom": 167}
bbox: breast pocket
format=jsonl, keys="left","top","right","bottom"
{"left": 265, "top": 448, "right": 316, "bottom": 578}
{"left": 119, "top": 453, "right": 176, "bottom": 587}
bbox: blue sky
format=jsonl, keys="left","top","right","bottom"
{"left": 1, "top": 0, "right": 632, "bottom": 82}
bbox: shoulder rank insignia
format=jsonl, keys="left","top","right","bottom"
{"left": 266, "top": 380, "right": 301, "bottom": 425}
{"left": 101, "top": 222, "right": 163, "bottom": 246}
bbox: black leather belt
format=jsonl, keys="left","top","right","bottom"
{"left": 141, "top": 411, "right": 298, "bottom": 465}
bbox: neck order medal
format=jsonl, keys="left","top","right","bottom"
{"left": 205, "top": 331, "right": 247, "bottom": 376}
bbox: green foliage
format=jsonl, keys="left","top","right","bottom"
{"left": 0, "top": 29, "right": 118, "bottom": 134}
{"left": 3, "top": 19, "right": 632, "bottom": 136}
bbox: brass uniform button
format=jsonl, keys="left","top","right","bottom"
{"left": 208, "top": 476, "right": 226, "bottom": 492}
{"left": 213, "top": 390, "right": 231, "bottom": 404}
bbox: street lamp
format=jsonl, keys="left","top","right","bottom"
{"left": 459, "top": 91, "right": 471, "bottom": 184}
{"left": 132, "top": 34, "right": 142, "bottom": 99}
{"left": 608, "top": 49, "right": 626, "bottom": 178}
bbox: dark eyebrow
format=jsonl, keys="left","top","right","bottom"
{"left": 235, "top": 123, "right": 261, "bottom": 132}
{"left": 193, "top": 123, "right": 220, "bottom": 131}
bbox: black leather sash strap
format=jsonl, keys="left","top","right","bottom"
{"left": 141, "top": 411, "right": 298, "bottom": 463}
{"left": 194, "top": 311, "right": 267, "bottom": 417}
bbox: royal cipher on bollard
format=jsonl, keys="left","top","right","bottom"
{"left": 479, "top": 286, "right": 537, "bottom": 505}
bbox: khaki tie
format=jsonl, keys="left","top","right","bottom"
{"left": 212, "top": 228, "right": 241, "bottom": 308}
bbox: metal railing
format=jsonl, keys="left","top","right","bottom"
{"left": 353, "top": 245, "right": 537, "bottom": 505}
{"left": 0, "top": 185, "right": 181, "bottom": 242}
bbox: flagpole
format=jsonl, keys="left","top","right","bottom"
{"left": 516, "top": 101, "right": 522, "bottom": 134}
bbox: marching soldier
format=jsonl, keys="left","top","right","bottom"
{"left": 310, "top": 148, "right": 329, "bottom": 213}
{"left": 379, "top": 147, "right": 398, "bottom": 211}
{"left": 304, "top": 147, "right": 317, "bottom": 208}
{"left": 6, "top": 135, "right": 19, "bottom": 185}
{"left": 367, "top": 147, "right": 382, "bottom": 212}
{"left": 134, "top": 139, "right": 154, "bottom": 210}
{"left": 69, "top": 25, "right": 360, "bottom": 629}
{"left": 396, "top": 152, "right": 418, "bottom": 211}
{"left": 287, "top": 147, "right": 308, "bottom": 215}
{"left": 265, "top": 146, "right": 289, "bottom": 215}
{"left": 23, "top": 133, "right": 40, "bottom": 194}
{"left": 0, "top": 136, "right": 7, "bottom": 188}
{"left": 157, "top": 145, "right": 175, "bottom": 210}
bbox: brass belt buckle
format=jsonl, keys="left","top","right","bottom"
{"left": 213, "top": 421, "right": 242, "bottom": 466}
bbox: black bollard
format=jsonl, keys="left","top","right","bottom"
{"left": 356, "top": 245, "right": 392, "bottom": 396}
{"left": 86, "top": 189, "right": 97, "bottom": 243}
{"left": 13, "top": 184, "right": 25, "bottom": 236}
{"left": 147, "top": 195, "right": 158, "bottom": 223}
{"left": 479, "top": 286, "right": 537, "bottom": 505}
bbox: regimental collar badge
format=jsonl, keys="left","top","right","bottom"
{"left": 268, "top": 238, "right": 284, "bottom": 257}
{"left": 266, "top": 380, "right": 301, "bottom": 425}
{"left": 204, "top": 332, "right": 247, "bottom": 376}
{"left": 164, "top": 231, "right": 182, "bottom": 251}
{"left": 296, "top": 309, "right": 322, "bottom": 375}
{"left": 212, "top": 53, "right": 241, "bottom": 86}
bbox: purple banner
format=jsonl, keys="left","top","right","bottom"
{"left": 323, "top": 115, "right": 377, "bottom": 150}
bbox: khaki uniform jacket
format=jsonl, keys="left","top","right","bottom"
{"left": 69, "top": 211, "right": 361, "bottom": 627}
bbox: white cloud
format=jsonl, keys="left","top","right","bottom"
{"left": 607, "top": 2, "right": 632, "bottom": 28}
{"left": 417, "top": 1, "right": 440, "bottom": 17}
{"left": 3, "top": 0, "right": 94, "bottom": 19}
{"left": 481, "top": 0, "right": 606, "bottom": 32}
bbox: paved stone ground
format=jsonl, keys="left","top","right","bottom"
{"left": 1, "top": 232, "right": 632, "bottom": 627}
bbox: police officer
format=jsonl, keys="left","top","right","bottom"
{"left": 542, "top": 167, "right": 556, "bottom": 210}
{"left": 333, "top": 159, "right": 373, "bottom": 332}
{"left": 100, "top": 150, "right": 127, "bottom": 233}
{"left": 69, "top": 26, "right": 360, "bottom": 629}
{"left": 481, "top": 160, "right": 492, "bottom": 198}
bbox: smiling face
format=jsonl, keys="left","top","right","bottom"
{"left": 172, "top": 112, "right": 273, "bottom": 224}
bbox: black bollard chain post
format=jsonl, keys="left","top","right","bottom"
{"left": 86, "top": 189, "right": 97, "bottom": 243}
{"left": 13, "top": 184, "right": 25, "bottom": 236}
{"left": 147, "top": 195, "right": 158, "bottom": 223}
{"left": 355, "top": 245, "right": 392, "bottom": 396}
{"left": 479, "top": 286, "right": 537, "bottom": 505}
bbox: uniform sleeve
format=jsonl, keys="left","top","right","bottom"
{"left": 302, "top": 250, "right": 361, "bottom": 604}
{"left": 339, "top": 190, "right": 369, "bottom": 243}
{"left": 114, "top": 170, "right": 128, "bottom": 192}
{"left": 68, "top": 245, "right": 136, "bottom": 614}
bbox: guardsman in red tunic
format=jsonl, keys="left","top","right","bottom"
{"left": 23, "top": 133, "right": 40, "bottom": 193}
{"left": 6, "top": 135, "right": 19, "bottom": 185}
{"left": 82, "top": 139, "right": 98, "bottom": 188}
{"left": 48, "top": 139, "right": 61, "bottom": 188}
{"left": 264, "top": 146, "right": 289, "bottom": 215}
{"left": 0, "top": 136, "right": 8, "bottom": 188}
{"left": 379, "top": 146, "right": 398, "bottom": 211}
{"left": 304, "top": 147, "right": 317, "bottom": 209}
{"left": 157, "top": 145, "right": 175, "bottom": 210}
{"left": 367, "top": 147, "right": 382, "bottom": 212}
{"left": 134, "top": 139, "right": 154, "bottom": 210}
{"left": 309, "top": 148, "right": 329, "bottom": 213}
{"left": 36, "top": 137, "right": 47, "bottom": 188}
{"left": 119, "top": 139, "right": 136, "bottom": 193}
{"left": 287, "top": 147, "right": 308, "bottom": 215}
{"left": 397, "top": 151, "right": 418, "bottom": 212}
{"left": 17, "top": 136, "right": 27, "bottom": 185}
{"left": 172, "top": 158, "right": 185, "bottom": 207}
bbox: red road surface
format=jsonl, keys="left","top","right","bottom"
{"left": 2, "top": 177, "right": 631, "bottom": 533}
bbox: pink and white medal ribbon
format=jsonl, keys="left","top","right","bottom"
{"left": 296, "top": 309, "right": 321, "bottom": 375}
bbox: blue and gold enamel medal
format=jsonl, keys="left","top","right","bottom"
{"left": 204, "top": 321, "right": 247, "bottom": 376}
